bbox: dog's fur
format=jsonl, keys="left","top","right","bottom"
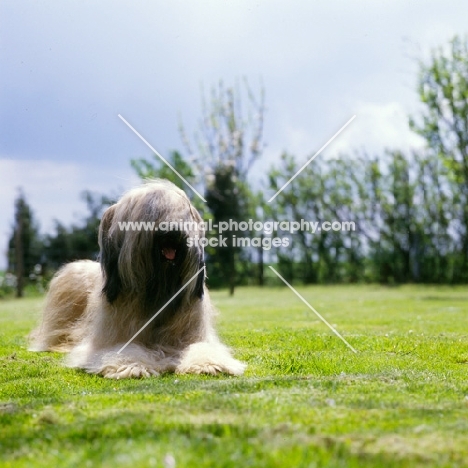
{"left": 29, "top": 179, "right": 246, "bottom": 379}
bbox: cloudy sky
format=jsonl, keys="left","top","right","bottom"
{"left": 1, "top": 1, "right": 467, "bottom": 269}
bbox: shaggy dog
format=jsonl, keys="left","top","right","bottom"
{"left": 29, "top": 180, "right": 246, "bottom": 379}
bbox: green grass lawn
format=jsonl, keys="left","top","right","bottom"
{"left": 1, "top": 285, "right": 468, "bottom": 467}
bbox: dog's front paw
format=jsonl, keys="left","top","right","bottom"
{"left": 220, "top": 358, "right": 247, "bottom": 376}
{"left": 102, "top": 363, "right": 159, "bottom": 379}
{"left": 179, "top": 363, "right": 224, "bottom": 375}
{"left": 176, "top": 342, "right": 246, "bottom": 376}
{"left": 177, "top": 358, "right": 246, "bottom": 376}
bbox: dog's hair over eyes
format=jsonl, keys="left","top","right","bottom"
{"left": 29, "top": 179, "right": 245, "bottom": 379}
{"left": 99, "top": 195, "right": 204, "bottom": 325}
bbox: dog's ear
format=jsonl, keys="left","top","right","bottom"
{"left": 99, "top": 205, "right": 121, "bottom": 303}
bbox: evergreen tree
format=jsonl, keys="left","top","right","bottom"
{"left": 8, "top": 190, "right": 42, "bottom": 297}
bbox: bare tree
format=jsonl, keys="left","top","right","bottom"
{"left": 180, "top": 79, "right": 265, "bottom": 294}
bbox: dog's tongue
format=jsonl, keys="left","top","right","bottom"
{"left": 162, "top": 247, "right": 176, "bottom": 260}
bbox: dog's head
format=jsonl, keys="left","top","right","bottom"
{"left": 98, "top": 180, "right": 205, "bottom": 323}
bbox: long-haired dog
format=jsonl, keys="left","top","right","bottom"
{"left": 29, "top": 179, "right": 246, "bottom": 379}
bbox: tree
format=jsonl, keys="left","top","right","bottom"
{"left": 414, "top": 150, "right": 454, "bottom": 282}
{"left": 8, "top": 190, "right": 42, "bottom": 297}
{"left": 367, "top": 151, "right": 420, "bottom": 283}
{"left": 410, "top": 35, "right": 468, "bottom": 281}
{"left": 267, "top": 152, "right": 370, "bottom": 285}
{"left": 205, "top": 164, "right": 242, "bottom": 295}
{"left": 14, "top": 196, "right": 24, "bottom": 298}
{"left": 44, "top": 191, "right": 114, "bottom": 269}
{"left": 181, "top": 80, "right": 265, "bottom": 294}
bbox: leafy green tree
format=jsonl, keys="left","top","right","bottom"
{"left": 44, "top": 191, "right": 114, "bottom": 269}
{"left": 268, "top": 153, "right": 367, "bottom": 284}
{"left": 45, "top": 221, "right": 71, "bottom": 269}
{"left": 415, "top": 151, "right": 454, "bottom": 282}
{"left": 410, "top": 35, "right": 468, "bottom": 281}
{"left": 345, "top": 149, "right": 456, "bottom": 285}
{"left": 370, "top": 151, "right": 419, "bottom": 283}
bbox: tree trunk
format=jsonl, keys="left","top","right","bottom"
{"left": 15, "top": 210, "right": 24, "bottom": 298}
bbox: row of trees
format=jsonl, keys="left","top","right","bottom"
{"left": 7, "top": 36, "right": 468, "bottom": 295}
{"left": 267, "top": 150, "right": 453, "bottom": 284}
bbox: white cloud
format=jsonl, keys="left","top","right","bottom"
{"left": 332, "top": 101, "right": 426, "bottom": 156}
{"left": 276, "top": 101, "right": 426, "bottom": 164}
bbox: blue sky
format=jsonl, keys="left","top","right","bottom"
{"left": 1, "top": 1, "right": 467, "bottom": 269}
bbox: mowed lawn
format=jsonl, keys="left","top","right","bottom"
{"left": 1, "top": 285, "right": 468, "bottom": 467}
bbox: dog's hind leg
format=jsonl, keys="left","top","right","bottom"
{"left": 29, "top": 260, "right": 100, "bottom": 352}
